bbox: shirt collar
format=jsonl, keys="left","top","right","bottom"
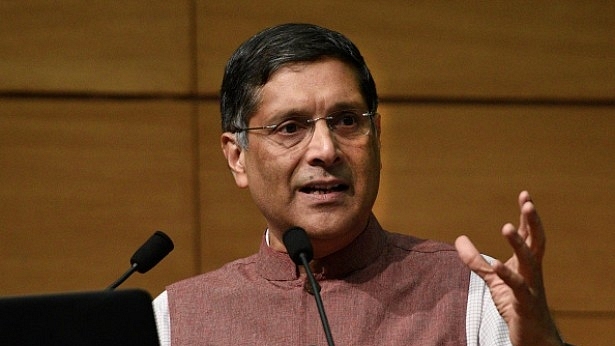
{"left": 256, "top": 213, "right": 386, "bottom": 281}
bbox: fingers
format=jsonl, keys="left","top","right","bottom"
{"left": 457, "top": 191, "right": 547, "bottom": 290}
{"left": 502, "top": 223, "right": 528, "bottom": 259}
{"left": 490, "top": 258, "right": 538, "bottom": 314}
{"left": 491, "top": 258, "right": 527, "bottom": 292}
{"left": 501, "top": 223, "right": 538, "bottom": 286}
{"left": 454, "top": 235, "right": 494, "bottom": 278}
{"left": 517, "top": 191, "right": 530, "bottom": 240}
{"left": 517, "top": 191, "right": 546, "bottom": 260}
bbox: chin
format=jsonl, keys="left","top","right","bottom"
{"left": 285, "top": 204, "right": 368, "bottom": 235}
{"left": 306, "top": 218, "right": 364, "bottom": 240}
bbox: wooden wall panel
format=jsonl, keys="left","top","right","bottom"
{"left": 197, "top": 1, "right": 615, "bottom": 99}
{"left": 0, "top": 1, "right": 193, "bottom": 93}
{"left": 553, "top": 312, "right": 615, "bottom": 346}
{"left": 0, "top": 101, "right": 199, "bottom": 296}
{"left": 373, "top": 104, "right": 615, "bottom": 313}
{"left": 198, "top": 103, "right": 265, "bottom": 271}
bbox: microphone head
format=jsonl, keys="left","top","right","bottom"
{"left": 283, "top": 227, "right": 313, "bottom": 265}
{"left": 130, "top": 231, "right": 174, "bottom": 273}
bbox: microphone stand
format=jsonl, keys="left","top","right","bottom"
{"left": 106, "top": 263, "right": 138, "bottom": 290}
{"left": 298, "top": 252, "right": 335, "bottom": 346}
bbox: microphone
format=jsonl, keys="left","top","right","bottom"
{"left": 283, "top": 227, "right": 335, "bottom": 346}
{"left": 107, "top": 230, "right": 174, "bottom": 290}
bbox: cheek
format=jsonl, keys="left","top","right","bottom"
{"left": 350, "top": 143, "right": 381, "bottom": 193}
{"left": 360, "top": 158, "right": 381, "bottom": 193}
{"left": 245, "top": 148, "right": 293, "bottom": 192}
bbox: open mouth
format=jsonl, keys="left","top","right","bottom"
{"left": 300, "top": 184, "right": 349, "bottom": 195}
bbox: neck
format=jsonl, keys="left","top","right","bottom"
{"left": 267, "top": 217, "right": 371, "bottom": 260}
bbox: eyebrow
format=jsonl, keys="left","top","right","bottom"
{"left": 264, "top": 110, "right": 312, "bottom": 125}
{"left": 265, "top": 101, "right": 367, "bottom": 123}
{"left": 331, "top": 101, "right": 367, "bottom": 111}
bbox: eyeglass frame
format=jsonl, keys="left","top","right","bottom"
{"left": 232, "top": 109, "right": 379, "bottom": 148}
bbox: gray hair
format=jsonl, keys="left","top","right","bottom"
{"left": 220, "top": 23, "right": 379, "bottom": 148}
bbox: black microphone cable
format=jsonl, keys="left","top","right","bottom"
{"left": 283, "top": 227, "right": 335, "bottom": 346}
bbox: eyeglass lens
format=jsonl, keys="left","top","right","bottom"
{"left": 268, "top": 110, "right": 373, "bottom": 148}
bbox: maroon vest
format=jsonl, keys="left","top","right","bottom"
{"left": 167, "top": 216, "right": 469, "bottom": 345}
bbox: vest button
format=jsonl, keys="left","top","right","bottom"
{"left": 303, "top": 280, "right": 314, "bottom": 295}
{"left": 303, "top": 279, "right": 320, "bottom": 295}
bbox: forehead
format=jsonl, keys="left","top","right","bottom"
{"left": 256, "top": 59, "right": 365, "bottom": 115}
{"left": 266, "top": 58, "right": 360, "bottom": 87}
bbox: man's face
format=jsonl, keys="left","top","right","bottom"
{"left": 222, "top": 58, "right": 381, "bottom": 257}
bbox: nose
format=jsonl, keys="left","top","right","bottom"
{"left": 304, "top": 119, "right": 339, "bottom": 167}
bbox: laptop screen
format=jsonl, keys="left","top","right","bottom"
{"left": 0, "top": 289, "right": 160, "bottom": 346}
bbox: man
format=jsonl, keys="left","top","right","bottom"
{"left": 153, "top": 23, "right": 569, "bottom": 345}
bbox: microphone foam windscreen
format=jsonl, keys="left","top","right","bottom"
{"left": 283, "top": 227, "right": 314, "bottom": 265}
{"left": 130, "top": 231, "right": 174, "bottom": 273}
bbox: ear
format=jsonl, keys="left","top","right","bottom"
{"left": 221, "top": 132, "right": 249, "bottom": 188}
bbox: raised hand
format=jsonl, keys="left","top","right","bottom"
{"left": 455, "top": 191, "right": 564, "bottom": 346}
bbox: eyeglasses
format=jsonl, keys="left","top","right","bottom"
{"left": 234, "top": 109, "right": 377, "bottom": 148}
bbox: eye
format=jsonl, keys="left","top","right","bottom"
{"left": 274, "top": 119, "right": 309, "bottom": 135}
{"left": 333, "top": 111, "right": 360, "bottom": 128}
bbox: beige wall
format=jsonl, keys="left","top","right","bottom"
{"left": 1, "top": 2, "right": 614, "bottom": 344}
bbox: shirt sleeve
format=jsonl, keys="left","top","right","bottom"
{"left": 152, "top": 290, "right": 171, "bottom": 346}
{"left": 466, "top": 256, "right": 512, "bottom": 346}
